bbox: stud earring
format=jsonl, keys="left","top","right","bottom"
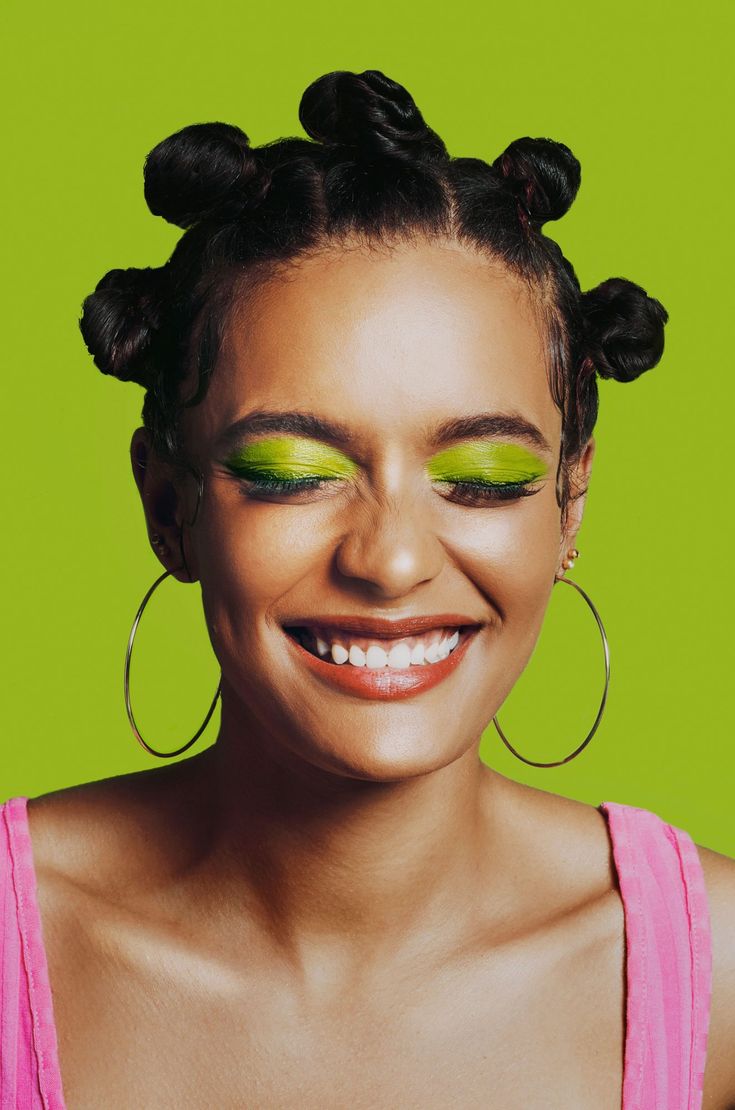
{"left": 560, "top": 546, "right": 579, "bottom": 572}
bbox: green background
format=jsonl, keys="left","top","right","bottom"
{"left": 2, "top": 0, "right": 732, "bottom": 854}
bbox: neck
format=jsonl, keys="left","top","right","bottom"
{"left": 173, "top": 690, "right": 516, "bottom": 970}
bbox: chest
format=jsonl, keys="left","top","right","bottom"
{"left": 45, "top": 902, "right": 626, "bottom": 1110}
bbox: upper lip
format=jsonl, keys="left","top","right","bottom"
{"left": 282, "top": 614, "right": 483, "bottom": 638}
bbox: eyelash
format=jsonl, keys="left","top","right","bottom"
{"left": 442, "top": 479, "right": 541, "bottom": 505}
{"left": 238, "top": 475, "right": 329, "bottom": 497}
{"left": 235, "top": 474, "right": 541, "bottom": 504}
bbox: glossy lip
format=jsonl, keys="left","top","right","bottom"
{"left": 281, "top": 624, "right": 481, "bottom": 701}
{"left": 281, "top": 613, "right": 481, "bottom": 639}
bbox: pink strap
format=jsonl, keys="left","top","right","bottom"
{"left": 2, "top": 797, "right": 66, "bottom": 1109}
{"left": 600, "top": 802, "right": 712, "bottom": 1109}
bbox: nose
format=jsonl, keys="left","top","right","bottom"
{"left": 333, "top": 487, "right": 446, "bottom": 600}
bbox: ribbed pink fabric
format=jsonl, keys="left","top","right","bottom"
{"left": 0, "top": 796, "right": 712, "bottom": 1108}
{"left": 1, "top": 797, "right": 64, "bottom": 1109}
{"left": 599, "top": 801, "right": 713, "bottom": 1109}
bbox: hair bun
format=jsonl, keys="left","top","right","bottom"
{"left": 492, "top": 137, "right": 581, "bottom": 228}
{"left": 79, "top": 266, "right": 163, "bottom": 386}
{"left": 581, "top": 277, "right": 668, "bottom": 383}
{"left": 298, "top": 69, "right": 447, "bottom": 162}
{"left": 143, "top": 121, "right": 270, "bottom": 229}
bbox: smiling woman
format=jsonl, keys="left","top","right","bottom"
{"left": 2, "top": 69, "right": 734, "bottom": 1109}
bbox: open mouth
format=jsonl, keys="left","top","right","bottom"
{"left": 282, "top": 625, "right": 469, "bottom": 669}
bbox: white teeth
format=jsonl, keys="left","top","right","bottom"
{"left": 437, "top": 632, "right": 458, "bottom": 660}
{"left": 387, "top": 642, "right": 412, "bottom": 669}
{"left": 365, "top": 645, "right": 388, "bottom": 669}
{"left": 311, "top": 629, "right": 465, "bottom": 667}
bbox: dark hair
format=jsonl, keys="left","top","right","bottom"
{"left": 79, "top": 69, "right": 668, "bottom": 516}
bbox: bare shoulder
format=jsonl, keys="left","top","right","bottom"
{"left": 699, "top": 840, "right": 735, "bottom": 899}
{"left": 697, "top": 842, "right": 735, "bottom": 1107}
{"left": 28, "top": 770, "right": 157, "bottom": 873}
{"left": 26, "top": 755, "right": 209, "bottom": 895}
{"left": 699, "top": 842, "right": 735, "bottom": 999}
{"left": 490, "top": 777, "right": 620, "bottom": 906}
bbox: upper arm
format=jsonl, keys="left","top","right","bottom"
{"left": 698, "top": 844, "right": 735, "bottom": 1108}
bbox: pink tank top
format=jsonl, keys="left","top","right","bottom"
{"left": 0, "top": 796, "right": 713, "bottom": 1108}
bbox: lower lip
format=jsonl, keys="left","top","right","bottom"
{"left": 283, "top": 630, "right": 477, "bottom": 701}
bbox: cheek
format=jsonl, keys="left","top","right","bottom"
{"left": 438, "top": 494, "right": 562, "bottom": 718}
{"left": 443, "top": 491, "right": 562, "bottom": 637}
{"left": 193, "top": 493, "right": 332, "bottom": 649}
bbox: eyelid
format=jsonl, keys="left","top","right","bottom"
{"left": 223, "top": 435, "right": 359, "bottom": 477}
{"left": 221, "top": 434, "right": 549, "bottom": 497}
{"left": 425, "top": 440, "right": 549, "bottom": 482}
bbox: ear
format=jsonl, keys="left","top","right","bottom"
{"left": 558, "top": 437, "right": 595, "bottom": 575}
{"left": 130, "top": 428, "right": 200, "bottom": 583}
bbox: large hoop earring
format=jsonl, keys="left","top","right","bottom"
{"left": 124, "top": 568, "right": 221, "bottom": 759}
{"left": 492, "top": 566, "right": 610, "bottom": 768}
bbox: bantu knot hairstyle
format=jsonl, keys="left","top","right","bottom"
{"left": 491, "top": 137, "right": 581, "bottom": 231}
{"left": 298, "top": 69, "right": 447, "bottom": 163}
{"left": 80, "top": 266, "right": 164, "bottom": 387}
{"left": 581, "top": 277, "right": 668, "bottom": 383}
{"left": 144, "top": 121, "right": 272, "bottom": 229}
{"left": 79, "top": 67, "right": 668, "bottom": 511}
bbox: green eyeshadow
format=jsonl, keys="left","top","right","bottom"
{"left": 223, "top": 435, "right": 359, "bottom": 480}
{"left": 426, "top": 440, "right": 548, "bottom": 485}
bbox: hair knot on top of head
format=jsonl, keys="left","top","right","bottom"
{"left": 491, "top": 137, "right": 581, "bottom": 232}
{"left": 79, "top": 265, "right": 165, "bottom": 388}
{"left": 298, "top": 69, "right": 448, "bottom": 164}
{"left": 143, "top": 121, "right": 272, "bottom": 229}
{"left": 581, "top": 277, "right": 669, "bottom": 383}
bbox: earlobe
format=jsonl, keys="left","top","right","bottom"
{"left": 559, "top": 437, "right": 596, "bottom": 567}
{"left": 130, "top": 427, "right": 151, "bottom": 497}
{"left": 129, "top": 428, "right": 197, "bottom": 582}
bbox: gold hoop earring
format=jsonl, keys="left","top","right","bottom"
{"left": 492, "top": 551, "right": 610, "bottom": 768}
{"left": 124, "top": 568, "right": 221, "bottom": 759}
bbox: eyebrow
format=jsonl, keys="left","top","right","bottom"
{"left": 428, "top": 413, "right": 552, "bottom": 455}
{"left": 214, "top": 409, "right": 552, "bottom": 456}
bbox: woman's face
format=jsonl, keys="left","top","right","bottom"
{"left": 136, "top": 238, "right": 593, "bottom": 781}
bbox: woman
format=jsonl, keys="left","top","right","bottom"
{"left": 1, "top": 69, "right": 733, "bottom": 1108}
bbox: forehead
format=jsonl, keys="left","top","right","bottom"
{"left": 187, "top": 238, "right": 559, "bottom": 452}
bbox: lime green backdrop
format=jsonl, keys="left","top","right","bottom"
{"left": 2, "top": 0, "right": 732, "bottom": 854}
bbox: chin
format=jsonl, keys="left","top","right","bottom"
{"left": 275, "top": 700, "right": 480, "bottom": 784}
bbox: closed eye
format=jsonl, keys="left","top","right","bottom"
{"left": 435, "top": 478, "right": 543, "bottom": 506}
{"left": 233, "top": 473, "right": 543, "bottom": 506}
{"left": 234, "top": 474, "right": 341, "bottom": 500}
